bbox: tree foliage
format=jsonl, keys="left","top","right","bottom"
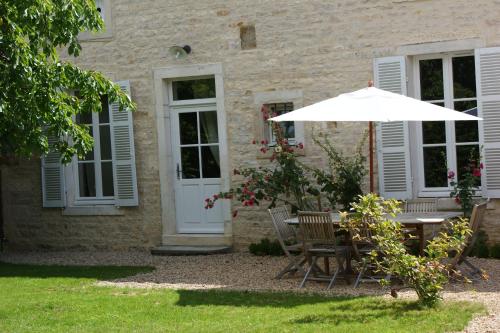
{"left": 0, "top": 0, "right": 135, "bottom": 163}
{"left": 307, "top": 132, "right": 367, "bottom": 210}
{"left": 343, "top": 194, "right": 472, "bottom": 307}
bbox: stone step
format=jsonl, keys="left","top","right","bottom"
{"left": 151, "top": 245, "right": 232, "bottom": 256}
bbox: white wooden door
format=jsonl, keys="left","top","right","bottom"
{"left": 171, "top": 104, "right": 224, "bottom": 233}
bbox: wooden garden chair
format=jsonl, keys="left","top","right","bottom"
{"left": 268, "top": 207, "right": 306, "bottom": 279}
{"left": 348, "top": 216, "right": 390, "bottom": 288}
{"left": 403, "top": 198, "right": 439, "bottom": 246}
{"left": 448, "top": 202, "right": 488, "bottom": 279}
{"left": 404, "top": 198, "right": 438, "bottom": 213}
{"left": 298, "top": 211, "right": 351, "bottom": 289}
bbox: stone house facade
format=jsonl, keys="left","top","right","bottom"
{"left": 3, "top": 0, "right": 500, "bottom": 251}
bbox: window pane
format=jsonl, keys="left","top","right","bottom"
{"left": 172, "top": 78, "right": 216, "bottom": 100}
{"left": 419, "top": 59, "right": 444, "bottom": 101}
{"left": 423, "top": 146, "right": 448, "bottom": 187}
{"left": 452, "top": 56, "right": 476, "bottom": 99}
{"left": 101, "top": 162, "right": 114, "bottom": 196}
{"left": 181, "top": 147, "right": 200, "bottom": 179}
{"left": 455, "top": 101, "right": 478, "bottom": 143}
{"left": 199, "top": 111, "right": 219, "bottom": 143}
{"left": 179, "top": 112, "right": 198, "bottom": 145}
{"left": 267, "top": 103, "right": 295, "bottom": 142}
{"left": 76, "top": 112, "right": 92, "bottom": 125}
{"left": 78, "top": 163, "right": 96, "bottom": 197}
{"left": 202, "top": 146, "right": 221, "bottom": 178}
{"left": 79, "top": 127, "right": 94, "bottom": 161}
{"left": 99, "top": 125, "right": 112, "bottom": 160}
{"left": 422, "top": 121, "right": 446, "bottom": 144}
{"left": 99, "top": 95, "right": 110, "bottom": 124}
{"left": 280, "top": 122, "right": 295, "bottom": 140}
{"left": 456, "top": 145, "right": 481, "bottom": 186}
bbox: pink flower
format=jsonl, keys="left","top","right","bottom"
{"left": 473, "top": 168, "right": 481, "bottom": 177}
{"left": 264, "top": 139, "right": 269, "bottom": 145}
{"left": 455, "top": 197, "right": 461, "bottom": 204}
{"left": 448, "top": 170, "right": 455, "bottom": 179}
{"left": 213, "top": 194, "right": 218, "bottom": 199}
{"left": 480, "top": 163, "right": 484, "bottom": 169}
{"left": 298, "top": 143, "right": 304, "bottom": 149}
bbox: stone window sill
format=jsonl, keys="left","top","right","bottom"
{"left": 62, "top": 206, "right": 124, "bottom": 216}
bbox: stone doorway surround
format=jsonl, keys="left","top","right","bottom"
{"left": 153, "top": 63, "right": 232, "bottom": 248}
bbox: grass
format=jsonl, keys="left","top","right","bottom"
{"left": 0, "top": 262, "right": 485, "bottom": 333}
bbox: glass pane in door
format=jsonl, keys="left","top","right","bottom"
{"left": 454, "top": 101, "right": 478, "bottom": 143}
{"left": 419, "top": 59, "right": 444, "bottom": 101}
{"left": 172, "top": 78, "right": 216, "bottom": 100}
{"left": 423, "top": 146, "right": 448, "bottom": 187}
{"left": 78, "top": 163, "right": 96, "bottom": 197}
{"left": 179, "top": 112, "right": 198, "bottom": 145}
{"left": 452, "top": 56, "right": 476, "bottom": 99}
{"left": 456, "top": 145, "right": 481, "bottom": 185}
{"left": 181, "top": 147, "right": 200, "bottom": 179}
{"left": 201, "top": 146, "right": 220, "bottom": 178}
{"left": 422, "top": 121, "right": 446, "bottom": 144}
{"left": 199, "top": 111, "right": 219, "bottom": 143}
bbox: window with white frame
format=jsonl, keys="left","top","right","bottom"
{"left": 42, "top": 80, "right": 138, "bottom": 209}
{"left": 79, "top": 0, "right": 112, "bottom": 40}
{"left": 95, "top": 0, "right": 105, "bottom": 21}
{"left": 265, "top": 102, "right": 296, "bottom": 145}
{"left": 75, "top": 95, "right": 115, "bottom": 202}
{"left": 415, "top": 53, "right": 480, "bottom": 194}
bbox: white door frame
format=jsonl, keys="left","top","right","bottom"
{"left": 153, "top": 64, "right": 231, "bottom": 243}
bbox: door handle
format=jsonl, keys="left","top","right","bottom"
{"left": 176, "top": 163, "right": 182, "bottom": 180}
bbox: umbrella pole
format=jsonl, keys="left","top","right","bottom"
{"left": 368, "top": 80, "right": 375, "bottom": 193}
{"left": 369, "top": 121, "right": 374, "bottom": 193}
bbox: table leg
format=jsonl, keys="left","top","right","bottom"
{"left": 418, "top": 225, "right": 425, "bottom": 256}
{"left": 324, "top": 257, "right": 330, "bottom": 275}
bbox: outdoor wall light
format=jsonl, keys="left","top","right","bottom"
{"left": 168, "top": 45, "right": 192, "bottom": 59}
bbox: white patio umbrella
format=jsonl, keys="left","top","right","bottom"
{"left": 269, "top": 86, "right": 482, "bottom": 192}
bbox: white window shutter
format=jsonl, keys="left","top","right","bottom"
{"left": 109, "top": 80, "right": 139, "bottom": 206}
{"left": 475, "top": 47, "right": 500, "bottom": 198}
{"left": 41, "top": 135, "right": 65, "bottom": 207}
{"left": 374, "top": 56, "right": 412, "bottom": 199}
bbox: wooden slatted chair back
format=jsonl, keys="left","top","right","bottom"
{"left": 268, "top": 206, "right": 296, "bottom": 244}
{"left": 348, "top": 215, "right": 376, "bottom": 260}
{"left": 449, "top": 202, "right": 487, "bottom": 269}
{"left": 462, "top": 202, "right": 488, "bottom": 258}
{"left": 298, "top": 211, "right": 337, "bottom": 245}
{"left": 404, "top": 198, "right": 438, "bottom": 213}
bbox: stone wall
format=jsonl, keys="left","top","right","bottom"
{"left": 3, "top": 0, "right": 500, "bottom": 250}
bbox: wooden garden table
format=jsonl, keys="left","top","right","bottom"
{"left": 285, "top": 211, "right": 463, "bottom": 257}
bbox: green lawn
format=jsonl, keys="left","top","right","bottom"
{"left": 0, "top": 262, "right": 485, "bottom": 333}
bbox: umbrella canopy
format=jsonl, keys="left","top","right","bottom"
{"left": 269, "top": 87, "right": 481, "bottom": 122}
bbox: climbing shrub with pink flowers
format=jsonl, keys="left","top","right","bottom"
{"left": 204, "top": 105, "right": 318, "bottom": 217}
{"left": 449, "top": 159, "right": 484, "bottom": 217}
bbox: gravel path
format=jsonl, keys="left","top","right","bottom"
{"left": 1, "top": 251, "right": 498, "bottom": 332}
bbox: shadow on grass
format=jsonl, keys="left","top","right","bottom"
{"left": 0, "top": 262, "right": 153, "bottom": 280}
{"left": 175, "top": 289, "right": 369, "bottom": 308}
{"left": 292, "top": 299, "right": 424, "bottom": 325}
